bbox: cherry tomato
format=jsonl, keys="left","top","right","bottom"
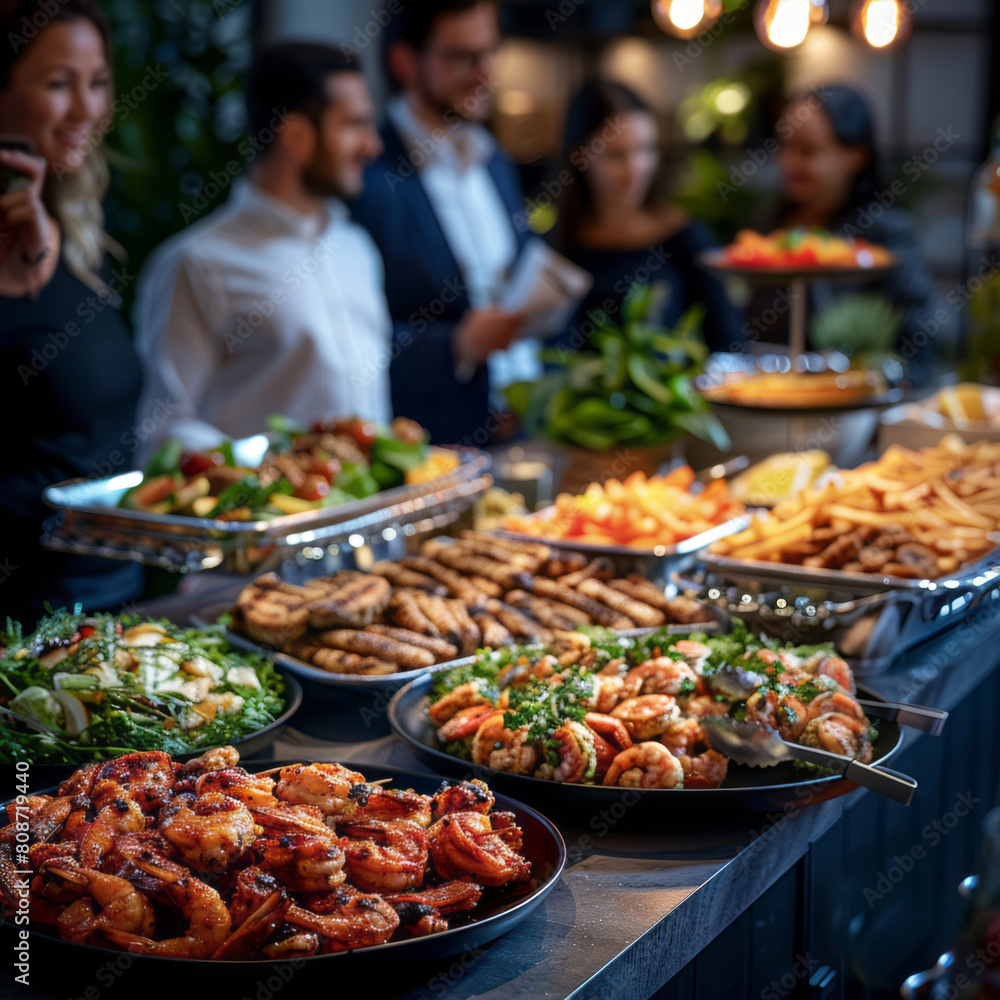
{"left": 309, "top": 457, "right": 341, "bottom": 483}
{"left": 336, "top": 418, "right": 377, "bottom": 449}
{"left": 80, "top": 625, "right": 95, "bottom": 639}
{"left": 179, "top": 452, "right": 217, "bottom": 476}
{"left": 294, "top": 474, "right": 331, "bottom": 502}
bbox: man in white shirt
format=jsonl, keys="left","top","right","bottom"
{"left": 350, "top": 0, "right": 531, "bottom": 446}
{"left": 135, "top": 44, "right": 391, "bottom": 454}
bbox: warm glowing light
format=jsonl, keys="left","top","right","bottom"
{"left": 850, "top": 0, "right": 912, "bottom": 50}
{"left": 714, "top": 85, "right": 749, "bottom": 115}
{"left": 755, "top": 0, "right": 811, "bottom": 50}
{"left": 651, "top": 0, "right": 722, "bottom": 39}
{"left": 668, "top": 0, "right": 704, "bottom": 31}
{"left": 863, "top": 0, "right": 899, "bottom": 47}
{"left": 809, "top": 0, "right": 829, "bottom": 24}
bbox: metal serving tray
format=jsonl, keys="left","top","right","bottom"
{"left": 697, "top": 549, "right": 1000, "bottom": 676}
{"left": 41, "top": 447, "right": 492, "bottom": 574}
{"left": 497, "top": 513, "right": 751, "bottom": 583}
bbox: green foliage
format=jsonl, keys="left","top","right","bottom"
{"left": 101, "top": 0, "right": 252, "bottom": 320}
{"left": 809, "top": 293, "right": 903, "bottom": 356}
{"left": 505, "top": 283, "right": 729, "bottom": 452}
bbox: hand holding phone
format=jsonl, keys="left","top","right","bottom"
{"left": 0, "top": 134, "right": 57, "bottom": 297}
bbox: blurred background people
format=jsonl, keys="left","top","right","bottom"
{"left": 350, "top": 0, "right": 530, "bottom": 446}
{"left": 549, "top": 79, "right": 742, "bottom": 354}
{"left": 135, "top": 42, "right": 391, "bottom": 454}
{"left": 0, "top": 0, "right": 143, "bottom": 626}
{"left": 746, "top": 85, "right": 934, "bottom": 380}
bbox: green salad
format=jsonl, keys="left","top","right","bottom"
{"left": 0, "top": 610, "right": 288, "bottom": 764}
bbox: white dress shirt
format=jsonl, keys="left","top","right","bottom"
{"left": 134, "top": 180, "right": 392, "bottom": 456}
{"left": 387, "top": 96, "right": 540, "bottom": 391}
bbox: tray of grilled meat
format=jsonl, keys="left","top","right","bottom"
{"left": 192, "top": 531, "right": 717, "bottom": 689}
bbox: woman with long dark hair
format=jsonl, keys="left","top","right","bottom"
{"left": 549, "top": 79, "right": 741, "bottom": 353}
{"left": 0, "top": 0, "right": 143, "bottom": 626}
{"left": 750, "top": 84, "right": 933, "bottom": 373}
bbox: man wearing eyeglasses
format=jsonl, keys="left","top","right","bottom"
{"left": 350, "top": 0, "right": 531, "bottom": 447}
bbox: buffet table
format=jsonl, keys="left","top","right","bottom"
{"left": 9, "top": 579, "right": 997, "bottom": 1000}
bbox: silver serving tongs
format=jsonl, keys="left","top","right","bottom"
{"left": 701, "top": 716, "right": 918, "bottom": 805}
{"left": 710, "top": 665, "right": 948, "bottom": 736}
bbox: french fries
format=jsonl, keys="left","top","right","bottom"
{"left": 502, "top": 468, "right": 744, "bottom": 550}
{"left": 710, "top": 436, "right": 1000, "bottom": 577}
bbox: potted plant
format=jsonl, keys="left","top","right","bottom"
{"left": 505, "top": 282, "right": 730, "bottom": 494}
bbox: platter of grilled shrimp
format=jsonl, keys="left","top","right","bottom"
{"left": 1, "top": 747, "right": 566, "bottom": 967}
{"left": 388, "top": 623, "right": 925, "bottom": 812}
{"left": 200, "top": 531, "right": 716, "bottom": 689}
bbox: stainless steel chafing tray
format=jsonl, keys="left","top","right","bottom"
{"left": 40, "top": 447, "right": 492, "bottom": 574}
{"left": 695, "top": 550, "right": 1000, "bottom": 676}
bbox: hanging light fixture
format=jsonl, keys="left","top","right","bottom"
{"left": 754, "top": 0, "right": 812, "bottom": 50}
{"left": 850, "top": 0, "right": 913, "bottom": 49}
{"left": 651, "top": 0, "right": 723, "bottom": 40}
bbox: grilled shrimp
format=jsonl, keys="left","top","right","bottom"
{"left": 195, "top": 767, "right": 278, "bottom": 808}
{"left": 471, "top": 712, "right": 538, "bottom": 775}
{"left": 676, "top": 749, "right": 729, "bottom": 789}
{"left": 251, "top": 803, "right": 335, "bottom": 839}
{"left": 585, "top": 674, "right": 624, "bottom": 714}
{"left": 382, "top": 880, "right": 483, "bottom": 915}
{"left": 430, "top": 779, "right": 495, "bottom": 821}
{"left": 275, "top": 763, "right": 366, "bottom": 817}
{"left": 805, "top": 690, "right": 867, "bottom": 724}
{"left": 745, "top": 689, "right": 811, "bottom": 742}
{"left": 344, "top": 785, "right": 433, "bottom": 827}
{"left": 621, "top": 658, "right": 702, "bottom": 699}
{"left": 611, "top": 695, "right": 681, "bottom": 741}
{"left": 427, "top": 811, "right": 531, "bottom": 887}
{"left": 543, "top": 720, "right": 596, "bottom": 784}
{"left": 671, "top": 640, "right": 712, "bottom": 670}
{"left": 212, "top": 889, "right": 289, "bottom": 960}
{"left": 428, "top": 681, "right": 491, "bottom": 725}
{"left": 159, "top": 792, "right": 255, "bottom": 874}
{"left": 78, "top": 786, "right": 145, "bottom": 869}
{"left": 437, "top": 703, "right": 496, "bottom": 743}
{"left": 814, "top": 656, "right": 855, "bottom": 694}
{"left": 800, "top": 713, "right": 872, "bottom": 762}
{"left": 89, "top": 752, "right": 175, "bottom": 814}
{"left": 256, "top": 834, "right": 347, "bottom": 892}
{"left": 287, "top": 894, "right": 399, "bottom": 953}
{"left": 40, "top": 860, "right": 155, "bottom": 944}
{"left": 228, "top": 867, "right": 286, "bottom": 928}
{"left": 659, "top": 717, "right": 707, "bottom": 757}
{"left": 603, "top": 742, "right": 684, "bottom": 789}
{"left": 102, "top": 848, "right": 232, "bottom": 958}
{"left": 339, "top": 818, "right": 429, "bottom": 892}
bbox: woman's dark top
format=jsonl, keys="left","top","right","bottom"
{"left": 744, "top": 205, "right": 935, "bottom": 383}
{"left": 555, "top": 220, "right": 743, "bottom": 354}
{"left": 0, "top": 253, "right": 144, "bottom": 627}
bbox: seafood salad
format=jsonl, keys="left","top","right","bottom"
{"left": 0, "top": 748, "right": 534, "bottom": 958}
{"left": 426, "top": 624, "right": 876, "bottom": 789}
{"left": 0, "top": 612, "right": 287, "bottom": 763}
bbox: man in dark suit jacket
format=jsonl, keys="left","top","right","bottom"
{"left": 350, "top": 0, "right": 530, "bottom": 446}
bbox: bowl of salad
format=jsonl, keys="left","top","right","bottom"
{"left": 0, "top": 610, "right": 300, "bottom": 766}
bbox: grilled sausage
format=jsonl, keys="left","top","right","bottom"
{"left": 539, "top": 551, "right": 590, "bottom": 578}
{"left": 529, "top": 578, "right": 635, "bottom": 629}
{"left": 420, "top": 540, "right": 531, "bottom": 590}
{"left": 411, "top": 592, "right": 463, "bottom": 648}
{"left": 387, "top": 590, "right": 440, "bottom": 637}
{"left": 472, "top": 612, "right": 513, "bottom": 649}
{"left": 556, "top": 557, "right": 615, "bottom": 587}
{"left": 315, "top": 629, "right": 436, "bottom": 669}
{"left": 505, "top": 590, "right": 592, "bottom": 631}
{"left": 576, "top": 578, "right": 666, "bottom": 627}
{"left": 445, "top": 599, "right": 482, "bottom": 656}
{"left": 371, "top": 561, "right": 447, "bottom": 595}
{"left": 306, "top": 571, "right": 392, "bottom": 629}
{"left": 364, "top": 625, "right": 458, "bottom": 661}
{"left": 449, "top": 535, "right": 545, "bottom": 572}
{"left": 311, "top": 647, "right": 397, "bottom": 675}
{"left": 399, "top": 556, "right": 485, "bottom": 603}
{"left": 235, "top": 586, "right": 310, "bottom": 647}
{"left": 460, "top": 531, "right": 552, "bottom": 563}
{"left": 607, "top": 575, "right": 676, "bottom": 614}
{"left": 483, "top": 599, "right": 553, "bottom": 643}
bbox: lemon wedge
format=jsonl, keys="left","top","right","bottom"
{"left": 731, "top": 450, "right": 833, "bottom": 506}
{"left": 938, "top": 383, "right": 986, "bottom": 427}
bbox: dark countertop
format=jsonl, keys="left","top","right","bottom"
{"left": 5, "top": 578, "right": 997, "bottom": 1000}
